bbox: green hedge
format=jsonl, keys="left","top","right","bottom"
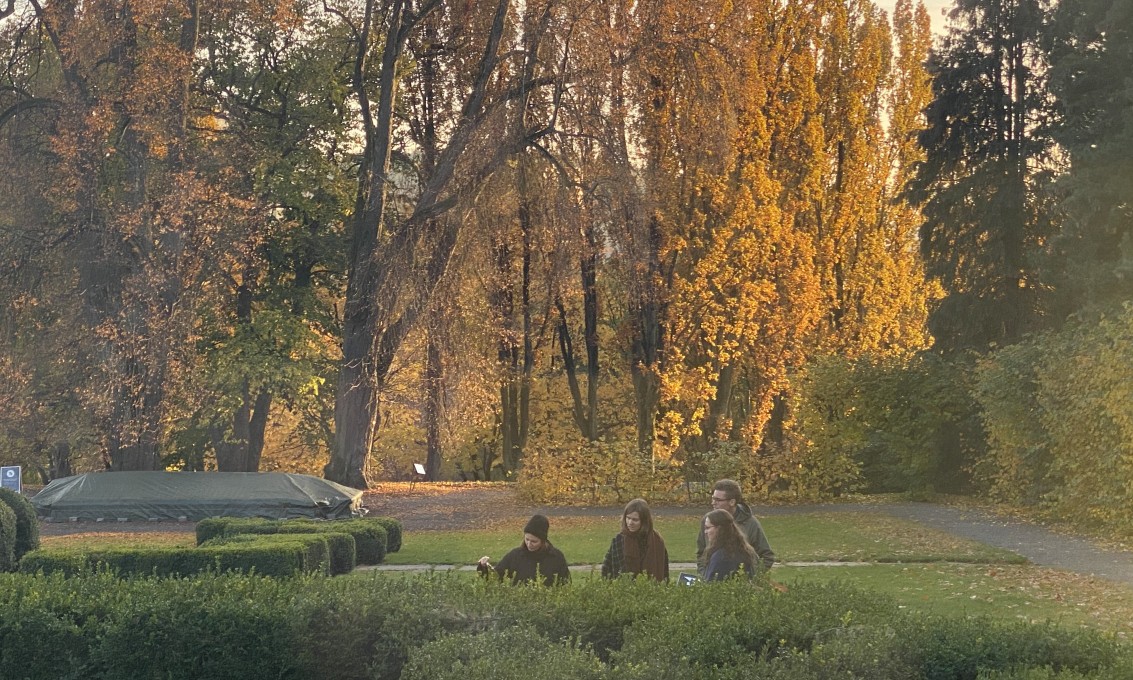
{"left": 0, "top": 574, "right": 1128, "bottom": 680}
{"left": 0, "top": 501, "right": 15, "bottom": 571}
{"left": 369, "top": 516, "right": 402, "bottom": 553}
{"left": 19, "top": 534, "right": 332, "bottom": 578}
{"left": 205, "top": 532, "right": 356, "bottom": 575}
{"left": 196, "top": 516, "right": 396, "bottom": 564}
{"left": 0, "top": 488, "right": 39, "bottom": 563}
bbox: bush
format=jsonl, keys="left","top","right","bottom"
{"left": 518, "top": 439, "right": 684, "bottom": 505}
{"left": 20, "top": 534, "right": 332, "bottom": 578}
{"left": 196, "top": 517, "right": 394, "bottom": 564}
{"left": 723, "top": 625, "right": 915, "bottom": 680}
{"left": 0, "top": 488, "right": 40, "bottom": 562}
{"left": 972, "top": 306, "right": 1133, "bottom": 533}
{"left": 368, "top": 517, "right": 402, "bottom": 553}
{"left": 0, "top": 572, "right": 1130, "bottom": 680}
{"left": 905, "top": 616, "right": 1125, "bottom": 680}
{"left": 401, "top": 626, "right": 605, "bottom": 680}
{"left": 0, "top": 500, "right": 16, "bottom": 571}
{"left": 0, "top": 501, "right": 16, "bottom": 571}
{"left": 207, "top": 531, "right": 355, "bottom": 575}
{"left": 791, "top": 353, "right": 980, "bottom": 497}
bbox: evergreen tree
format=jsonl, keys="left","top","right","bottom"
{"left": 1044, "top": 0, "right": 1133, "bottom": 316}
{"left": 911, "top": 0, "right": 1056, "bottom": 352}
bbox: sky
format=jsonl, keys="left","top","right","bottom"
{"left": 876, "top": 0, "right": 955, "bottom": 36}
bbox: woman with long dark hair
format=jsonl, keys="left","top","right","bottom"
{"left": 601, "top": 498, "right": 669, "bottom": 581}
{"left": 702, "top": 508, "right": 758, "bottom": 581}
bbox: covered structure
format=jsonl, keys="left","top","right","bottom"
{"left": 32, "top": 471, "right": 364, "bottom": 521}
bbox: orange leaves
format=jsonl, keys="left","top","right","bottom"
{"left": 630, "top": 0, "right": 933, "bottom": 457}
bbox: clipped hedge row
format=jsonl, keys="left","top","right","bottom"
{"left": 203, "top": 532, "right": 356, "bottom": 575}
{"left": 19, "top": 533, "right": 334, "bottom": 578}
{"left": 0, "top": 501, "right": 15, "bottom": 571}
{"left": 195, "top": 516, "right": 399, "bottom": 564}
{"left": 0, "top": 573, "right": 1128, "bottom": 680}
{"left": 0, "top": 488, "right": 40, "bottom": 565}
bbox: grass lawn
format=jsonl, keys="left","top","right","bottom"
{"left": 38, "top": 513, "right": 1133, "bottom": 637}
{"left": 382, "top": 512, "right": 1024, "bottom": 566}
{"left": 778, "top": 563, "right": 1133, "bottom": 638}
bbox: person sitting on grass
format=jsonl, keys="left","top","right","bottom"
{"left": 702, "top": 509, "right": 759, "bottom": 581}
{"left": 477, "top": 514, "right": 571, "bottom": 586}
{"left": 601, "top": 498, "right": 669, "bottom": 581}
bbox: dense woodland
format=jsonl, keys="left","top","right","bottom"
{"left": 0, "top": 0, "right": 1130, "bottom": 528}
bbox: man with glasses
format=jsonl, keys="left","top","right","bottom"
{"left": 696, "top": 479, "right": 776, "bottom": 576}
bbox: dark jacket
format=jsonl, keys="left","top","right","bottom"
{"left": 704, "top": 549, "right": 755, "bottom": 581}
{"left": 480, "top": 542, "right": 571, "bottom": 586}
{"left": 696, "top": 503, "right": 776, "bottom": 575}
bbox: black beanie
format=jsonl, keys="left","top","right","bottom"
{"left": 523, "top": 514, "right": 550, "bottom": 542}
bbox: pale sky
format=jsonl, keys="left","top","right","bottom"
{"left": 876, "top": 0, "right": 955, "bottom": 36}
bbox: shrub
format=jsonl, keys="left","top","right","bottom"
{"left": 368, "top": 517, "right": 402, "bottom": 553}
{"left": 791, "top": 352, "right": 980, "bottom": 497}
{"left": 88, "top": 574, "right": 305, "bottom": 680}
{"left": 20, "top": 535, "right": 332, "bottom": 578}
{"left": 518, "top": 438, "right": 684, "bottom": 505}
{"left": 0, "top": 488, "right": 40, "bottom": 562}
{"left": 905, "top": 616, "right": 1125, "bottom": 680}
{"left": 0, "top": 501, "right": 16, "bottom": 571}
{"left": 401, "top": 626, "right": 605, "bottom": 680}
{"left": 0, "top": 572, "right": 1129, "bottom": 680}
{"left": 724, "top": 625, "right": 916, "bottom": 680}
{"left": 196, "top": 517, "right": 394, "bottom": 564}
{"left": 207, "top": 531, "right": 354, "bottom": 575}
{"left": 973, "top": 306, "right": 1133, "bottom": 533}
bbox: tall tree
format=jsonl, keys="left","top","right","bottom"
{"left": 7, "top": 0, "right": 234, "bottom": 471}
{"left": 1044, "top": 0, "right": 1133, "bottom": 317}
{"left": 327, "top": 0, "right": 574, "bottom": 487}
{"left": 180, "top": 0, "right": 352, "bottom": 472}
{"left": 910, "top": 0, "right": 1055, "bottom": 352}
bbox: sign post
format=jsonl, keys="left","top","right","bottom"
{"left": 0, "top": 466, "right": 21, "bottom": 493}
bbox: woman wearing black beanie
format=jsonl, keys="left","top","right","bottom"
{"left": 476, "top": 513, "right": 571, "bottom": 586}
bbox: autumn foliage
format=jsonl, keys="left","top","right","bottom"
{"left": 3, "top": 0, "right": 1132, "bottom": 533}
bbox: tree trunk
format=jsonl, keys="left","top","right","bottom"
{"left": 630, "top": 213, "right": 666, "bottom": 456}
{"left": 425, "top": 325, "right": 444, "bottom": 480}
{"left": 581, "top": 242, "right": 600, "bottom": 441}
{"left": 328, "top": 0, "right": 512, "bottom": 488}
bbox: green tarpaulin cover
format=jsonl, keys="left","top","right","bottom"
{"left": 32, "top": 471, "right": 364, "bottom": 521}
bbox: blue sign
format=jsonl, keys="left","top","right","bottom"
{"left": 0, "top": 466, "right": 20, "bottom": 493}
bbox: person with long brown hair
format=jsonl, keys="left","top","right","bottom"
{"left": 702, "top": 508, "right": 758, "bottom": 581}
{"left": 695, "top": 479, "right": 775, "bottom": 575}
{"left": 601, "top": 498, "right": 669, "bottom": 581}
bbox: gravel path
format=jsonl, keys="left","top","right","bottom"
{"left": 855, "top": 502, "right": 1133, "bottom": 585}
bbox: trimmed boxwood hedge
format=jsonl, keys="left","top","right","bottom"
{"left": 204, "top": 532, "right": 356, "bottom": 575}
{"left": 196, "top": 516, "right": 397, "bottom": 564}
{"left": 19, "top": 534, "right": 333, "bottom": 578}
{"left": 0, "top": 501, "right": 16, "bottom": 571}
{"left": 0, "top": 574, "right": 1128, "bottom": 680}
{"left": 0, "top": 487, "right": 39, "bottom": 562}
